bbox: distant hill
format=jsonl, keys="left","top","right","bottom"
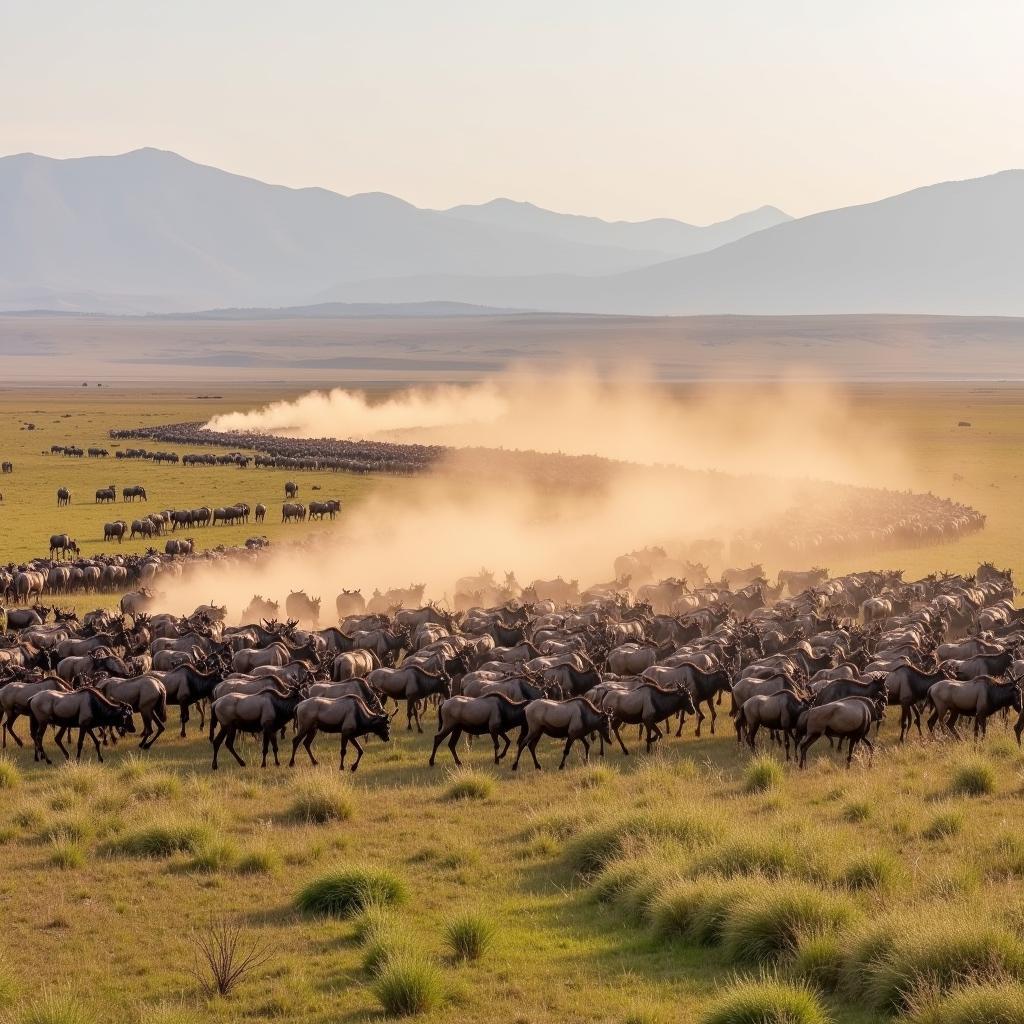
{"left": 439, "top": 199, "right": 790, "bottom": 259}
{"left": 148, "top": 301, "right": 525, "bottom": 320}
{"left": 322, "top": 170, "right": 1024, "bottom": 316}
{"left": 0, "top": 148, "right": 781, "bottom": 314}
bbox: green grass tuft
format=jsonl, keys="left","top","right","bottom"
{"left": 903, "top": 977, "right": 1024, "bottom": 1024}
{"left": 295, "top": 868, "right": 407, "bottom": 919}
{"left": 0, "top": 757, "right": 21, "bottom": 791}
{"left": 743, "top": 755, "right": 784, "bottom": 794}
{"left": 721, "top": 882, "right": 857, "bottom": 965}
{"left": 443, "top": 769, "right": 495, "bottom": 802}
{"left": 698, "top": 976, "right": 830, "bottom": 1024}
{"left": 372, "top": 953, "right": 444, "bottom": 1016}
{"left": 443, "top": 911, "right": 496, "bottom": 961}
{"left": 790, "top": 931, "right": 844, "bottom": 992}
{"left": 105, "top": 819, "right": 214, "bottom": 858}
{"left": 287, "top": 774, "right": 355, "bottom": 824}
{"left": 950, "top": 756, "right": 997, "bottom": 796}
{"left": 235, "top": 843, "right": 282, "bottom": 875}
{"left": 840, "top": 851, "right": 899, "bottom": 891}
{"left": 9, "top": 989, "right": 96, "bottom": 1024}
{"left": 48, "top": 831, "right": 86, "bottom": 871}
{"left": 567, "top": 811, "right": 717, "bottom": 876}
{"left": 923, "top": 808, "right": 963, "bottom": 840}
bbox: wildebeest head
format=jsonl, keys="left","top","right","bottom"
{"left": 371, "top": 712, "right": 392, "bottom": 743}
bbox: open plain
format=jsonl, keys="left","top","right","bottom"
{"left": 0, "top": 379, "right": 1023, "bottom": 1023}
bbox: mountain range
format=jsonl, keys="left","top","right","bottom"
{"left": 1, "top": 148, "right": 1022, "bottom": 316}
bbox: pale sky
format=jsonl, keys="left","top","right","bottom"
{"left": 5, "top": 0, "right": 1024, "bottom": 223}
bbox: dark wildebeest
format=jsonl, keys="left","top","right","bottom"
{"left": 289, "top": 694, "right": 392, "bottom": 771}
{"left": 285, "top": 481, "right": 299, "bottom": 498}
{"left": 430, "top": 693, "right": 530, "bottom": 766}
{"left": 56, "top": 487, "right": 71, "bottom": 506}
{"left": 122, "top": 485, "right": 147, "bottom": 502}
{"left": 210, "top": 686, "right": 306, "bottom": 770}
{"left": 49, "top": 534, "right": 79, "bottom": 560}
{"left": 95, "top": 485, "right": 116, "bottom": 503}
{"left": 511, "top": 697, "right": 612, "bottom": 771}
{"left": 104, "top": 521, "right": 127, "bottom": 543}
{"left": 29, "top": 686, "right": 136, "bottom": 764}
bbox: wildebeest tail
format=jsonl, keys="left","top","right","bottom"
{"left": 156, "top": 687, "right": 167, "bottom": 724}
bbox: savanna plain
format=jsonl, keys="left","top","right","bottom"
{"left": 1, "top": 381, "right": 1024, "bottom": 1024}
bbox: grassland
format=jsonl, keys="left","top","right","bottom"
{"left": 1, "top": 712, "right": 1023, "bottom": 1024}
{"left": 1, "top": 381, "right": 1024, "bottom": 1023}
{"left": 0, "top": 384, "right": 409, "bottom": 567}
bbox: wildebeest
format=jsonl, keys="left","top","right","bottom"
{"left": 282, "top": 502, "right": 306, "bottom": 523}
{"left": 48, "top": 534, "right": 80, "bottom": 560}
{"left": 926, "top": 675, "right": 1023, "bottom": 739}
{"left": 430, "top": 693, "right": 529, "bottom": 765}
{"left": 599, "top": 682, "right": 698, "bottom": 754}
{"left": 254, "top": 503, "right": 267, "bottom": 523}
{"left": 512, "top": 696, "right": 612, "bottom": 770}
{"left": 367, "top": 665, "right": 451, "bottom": 732}
{"left": 56, "top": 487, "right": 71, "bottom": 506}
{"left": 29, "top": 686, "right": 136, "bottom": 763}
{"left": 95, "top": 485, "right": 116, "bottom": 503}
{"left": 289, "top": 694, "right": 392, "bottom": 771}
{"left": 123, "top": 485, "right": 147, "bottom": 502}
{"left": 210, "top": 686, "right": 306, "bottom": 769}
{"left": 285, "top": 590, "right": 321, "bottom": 627}
{"left": 285, "top": 481, "right": 299, "bottom": 498}
{"left": 103, "top": 520, "right": 127, "bottom": 543}
{"left": 797, "top": 697, "right": 885, "bottom": 768}
{"left": 736, "top": 690, "right": 810, "bottom": 759}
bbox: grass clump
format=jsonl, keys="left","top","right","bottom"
{"left": 743, "top": 755, "right": 784, "bottom": 794}
{"left": 922, "top": 808, "right": 963, "bottom": 840}
{"left": 443, "top": 769, "right": 495, "bottom": 802}
{"left": 790, "top": 931, "right": 844, "bottom": 992}
{"left": 287, "top": 775, "right": 354, "bottom": 824}
{"left": 372, "top": 953, "right": 444, "bottom": 1016}
{"left": 235, "top": 844, "right": 282, "bottom": 875}
{"left": 721, "top": 882, "right": 857, "bottom": 965}
{"left": 295, "top": 868, "right": 407, "bottom": 919}
{"left": 106, "top": 819, "right": 214, "bottom": 858}
{"left": 0, "top": 960, "right": 18, "bottom": 1007}
{"left": 903, "top": 977, "right": 1024, "bottom": 1024}
{"left": 860, "top": 918, "right": 1024, "bottom": 1012}
{"left": 950, "top": 756, "right": 997, "bottom": 797}
{"left": 444, "top": 911, "right": 495, "bottom": 961}
{"left": 696, "top": 839, "right": 801, "bottom": 881}
{"left": 698, "top": 976, "right": 830, "bottom": 1024}
{"left": 567, "top": 811, "right": 716, "bottom": 877}
{"left": 840, "top": 799, "right": 872, "bottom": 823}
{"left": 653, "top": 877, "right": 759, "bottom": 946}
{"left": 48, "top": 831, "right": 86, "bottom": 871}
{"left": 0, "top": 756, "right": 20, "bottom": 791}
{"left": 186, "top": 836, "right": 239, "bottom": 873}
{"left": 9, "top": 989, "right": 95, "bottom": 1024}
{"left": 841, "top": 851, "right": 899, "bottom": 891}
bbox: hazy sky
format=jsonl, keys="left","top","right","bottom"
{"left": 6, "top": 1, "right": 1024, "bottom": 223}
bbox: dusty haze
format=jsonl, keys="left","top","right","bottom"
{"left": 149, "top": 368, "right": 918, "bottom": 620}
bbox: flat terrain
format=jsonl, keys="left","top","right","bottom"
{"left": 0, "top": 385, "right": 409, "bottom": 566}
{"left": 5, "top": 312, "right": 1024, "bottom": 380}
{"left": 1, "top": 706, "right": 1021, "bottom": 1024}
{"left": 0, "top": 382, "right": 1023, "bottom": 1023}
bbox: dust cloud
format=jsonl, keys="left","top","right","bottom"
{"left": 207, "top": 365, "right": 906, "bottom": 486}
{"left": 159, "top": 366, "right": 913, "bottom": 620}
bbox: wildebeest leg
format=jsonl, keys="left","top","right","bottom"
{"left": 180, "top": 703, "right": 189, "bottom": 739}
{"left": 146, "top": 714, "right": 164, "bottom": 750}
{"left": 526, "top": 734, "right": 543, "bottom": 770}
{"left": 798, "top": 732, "right": 820, "bottom": 769}
{"left": 269, "top": 731, "right": 281, "bottom": 767}
{"left": 54, "top": 726, "right": 71, "bottom": 760}
{"left": 428, "top": 725, "right": 451, "bottom": 766}
{"left": 260, "top": 731, "right": 271, "bottom": 767}
{"left": 87, "top": 727, "right": 104, "bottom": 763}
{"left": 223, "top": 727, "right": 246, "bottom": 767}
{"left": 558, "top": 737, "right": 576, "bottom": 770}
{"left": 3, "top": 713, "right": 24, "bottom": 748}
{"left": 348, "top": 737, "right": 364, "bottom": 772}
{"left": 746, "top": 721, "right": 759, "bottom": 752}
{"left": 612, "top": 722, "right": 630, "bottom": 756}
{"left": 1015, "top": 711, "right": 1024, "bottom": 746}
{"left": 406, "top": 699, "right": 415, "bottom": 731}
{"left": 496, "top": 730, "right": 512, "bottom": 762}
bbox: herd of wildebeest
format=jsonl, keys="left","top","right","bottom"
{"left": 0, "top": 545, "right": 1020, "bottom": 774}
